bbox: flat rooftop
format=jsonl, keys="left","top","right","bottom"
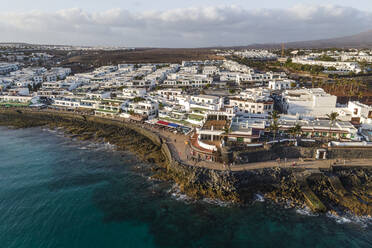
{"left": 202, "top": 120, "right": 227, "bottom": 130}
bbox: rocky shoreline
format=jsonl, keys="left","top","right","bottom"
{"left": 0, "top": 109, "right": 167, "bottom": 166}
{"left": 154, "top": 159, "right": 372, "bottom": 216}
{"left": 0, "top": 108, "right": 371, "bottom": 217}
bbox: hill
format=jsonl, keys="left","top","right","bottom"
{"left": 243, "top": 30, "right": 372, "bottom": 49}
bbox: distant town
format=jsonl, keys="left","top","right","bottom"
{"left": 1, "top": 46, "right": 372, "bottom": 164}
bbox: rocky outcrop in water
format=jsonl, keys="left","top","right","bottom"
{"left": 155, "top": 154, "right": 371, "bottom": 216}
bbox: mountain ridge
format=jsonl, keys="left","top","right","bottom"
{"left": 2, "top": 30, "right": 372, "bottom": 49}
{"left": 236, "top": 30, "right": 372, "bottom": 49}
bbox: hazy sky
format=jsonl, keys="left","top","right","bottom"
{"left": 1, "top": 1, "right": 372, "bottom": 47}
{"left": 3, "top": 0, "right": 372, "bottom": 12}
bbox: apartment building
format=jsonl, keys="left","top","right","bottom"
{"left": 268, "top": 79, "right": 295, "bottom": 90}
{"left": 121, "top": 100, "right": 159, "bottom": 119}
{"left": 292, "top": 57, "right": 362, "bottom": 73}
{"left": 281, "top": 88, "right": 337, "bottom": 117}
{"left": 156, "top": 89, "right": 183, "bottom": 100}
{"left": 229, "top": 88, "right": 274, "bottom": 115}
{"left": 0, "top": 63, "right": 19, "bottom": 74}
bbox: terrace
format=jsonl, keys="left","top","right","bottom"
{"left": 201, "top": 120, "right": 228, "bottom": 131}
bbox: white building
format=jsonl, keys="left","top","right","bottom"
{"left": 0, "top": 63, "right": 19, "bottom": 74}
{"left": 53, "top": 97, "right": 81, "bottom": 109}
{"left": 202, "top": 66, "right": 219, "bottom": 76}
{"left": 229, "top": 88, "right": 274, "bottom": 115}
{"left": 233, "top": 50, "right": 278, "bottom": 61}
{"left": 281, "top": 88, "right": 337, "bottom": 117}
{"left": 279, "top": 118, "right": 359, "bottom": 141}
{"left": 121, "top": 100, "right": 159, "bottom": 119}
{"left": 190, "top": 95, "right": 220, "bottom": 105}
{"left": 0, "top": 95, "right": 33, "bottom": 104}
{"left": 157, "top": 89, "right": 183, "bottom": 100}
{"left": 292, "top": 57, "right": 362, "bottom": 73}
{"left": 347, "top": 101, "right": 372, "bottom": 124}
{"left": 269, "top": 79, "right": 295, "bottom": 90}
{"left": 121, "top": 88, "right": 147, "bottom": 99}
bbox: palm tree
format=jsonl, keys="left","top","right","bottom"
{"left": 342, "top": 79, "right": 347, "bottom": 91}
{"left": 354, "top": 79, "right": 360, "bottom": 92}
{"left": 288, "top": 123, "right": 302, "bottom": 145}
{"left": 326, "top": 112, "right": 340, "bottom": 141}
{"left": 293, "top": 123, "right": 302, "bottom": 145}
{"left": 288, "top": 127, "right": 296, "bottom": 139}
{"left": 223, "top": 125, "right": 230, "bottom": 136}
{"left": 358, "top": 91, "right": 364, "bottom": 101}
{"left": 222, "top": 125, "right": 230, "bottom": 144}
{"left": 350, "top": 79, "right": 355, "bottom": 93}
{"left": 293, "top": 123, "right": 302, "bottom": 137}
{"left": 332, "top": 80, "right": 339, "bottom": 92}
{"left": 349, "top": 88, "right": 356, "bottom": 102}
{"left": 269, "top": 111, "right": 281, "bottom": 140}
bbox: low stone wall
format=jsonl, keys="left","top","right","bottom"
{"left": 237, "top": 145, "right": 318, "bottom": 163}
{"left": 161, "top": 142, "right": 173, "bottom": 167}
{"left": 328, "top": 148, "right": 372, "bottom": 159}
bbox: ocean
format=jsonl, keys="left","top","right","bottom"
{"left": 0, "top": 126, "right": 371, "bottom": 248}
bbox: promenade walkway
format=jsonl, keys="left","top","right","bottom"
{"left": 139, "top": 122, "right": 372, "bottom": 171}
{"left": 11, "top": 107, "right": 372, "bottom": 172}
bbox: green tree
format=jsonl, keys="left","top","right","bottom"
{"left": 326, "top": 112, "right": 340, "bottom": 141}
{"left": 133, "top": 97, "right": 145, "bottom": 103}
{"left": 288, "top": 123, "right": 302, "bottom": 145}
{"left": 269, "top": 111, "right": 281, "bottom": 140}
{"left": 357, "top": 91, "right": 364, "bottom": 101}
{"left": 159, "top": 102, "right": 164, "bottom": 109}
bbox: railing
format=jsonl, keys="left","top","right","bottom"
{"left": 197, "top": 139, "right": 218, "bottom": 151}
{"left": 329, "top": 141, "right": 372, "bottom": 147}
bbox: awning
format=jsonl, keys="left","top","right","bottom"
{"left": 168, "top": 123, "right": 179, "bottom": 128}
{"left": 157, "top": 120, "right": 169, "bottom": 126}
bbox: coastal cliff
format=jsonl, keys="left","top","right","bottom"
{"left": 156, "top": 149, "right": 372, "bottom": 216}
{"left": 0, "top": 108, "right": 371, "bottom": 216}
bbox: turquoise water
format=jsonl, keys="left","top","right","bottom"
{"left": 0, "top": 127, "right": 371, "bottom": 248}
